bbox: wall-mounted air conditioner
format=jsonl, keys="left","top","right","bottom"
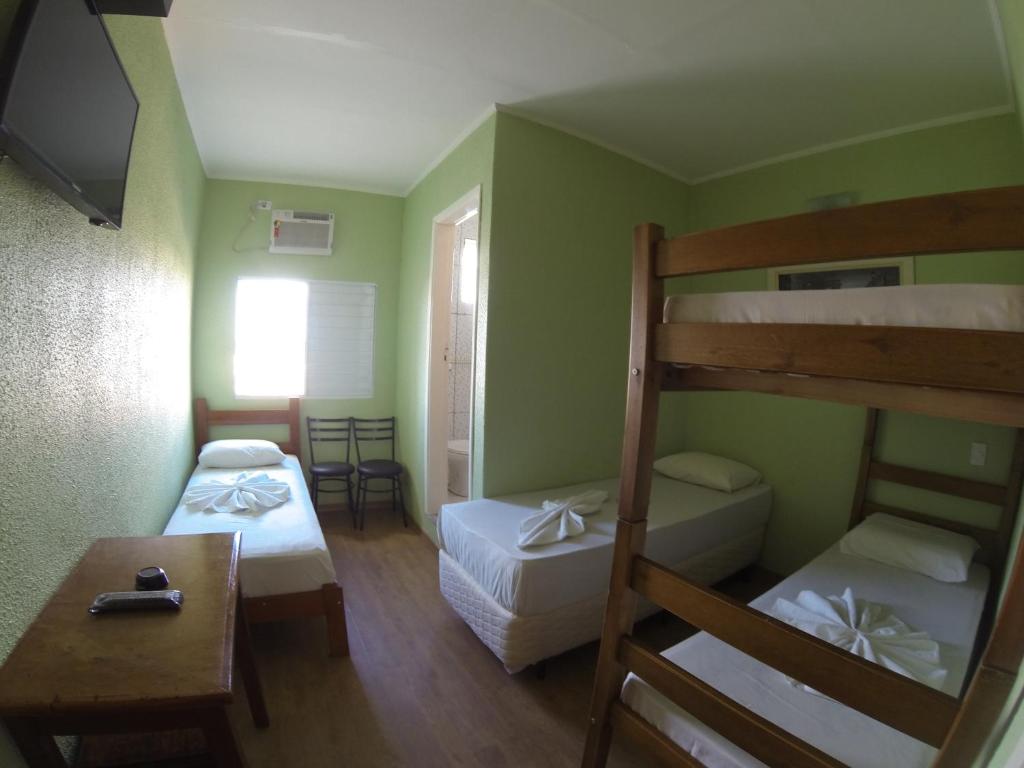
{"left": 270, "top": 210, "right": 335, "bottom": 255}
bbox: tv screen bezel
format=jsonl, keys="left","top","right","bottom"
{"left": 0, "top": 0, "right": 141, "bottom": 230}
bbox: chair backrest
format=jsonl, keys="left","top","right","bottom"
{"left": 307, "top": 416, "right": 352, "bottom": 464}
{"left": 353, "top": 417, "right": 396, "bottom": 462}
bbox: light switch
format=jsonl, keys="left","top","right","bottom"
{"left": 970, "top": 442, "right": 987, "bottom": 467}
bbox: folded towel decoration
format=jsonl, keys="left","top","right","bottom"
{"left": 183, "top": 472, "right": 291, "bottom": 515}
{"left": 769, "top": 587, "right": 947, "bottom": 696}
{"left": 517, "top": 490, "right": 609, "bottom": 548}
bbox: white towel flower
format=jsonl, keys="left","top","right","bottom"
{"left": 183, "top": 472, "right": 291, "bottom": 515}
{"left": 517, "top": 490, "right": 609, "bottom": 548}
{"left": 770, "top": 587, "right": 947, "bottom": 696}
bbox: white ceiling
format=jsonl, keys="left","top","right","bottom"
{"left": 163, "top": 0, "right": 1013, "bottom": 195}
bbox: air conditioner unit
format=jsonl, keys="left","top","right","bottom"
{"left": 270, "top": 210, "right": 334, "bottom": 255}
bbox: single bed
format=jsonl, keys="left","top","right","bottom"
{"left": 438, "top": 474, "right": 772, "bottom": 672}
{"left": 164, "top": 455, "right": 337, "bottom": 596}
{"left": 162, "top": 398, "right": 348, "bottom": 657}
{"left": 621, "top": 543, "right": 990, "bottom": 768}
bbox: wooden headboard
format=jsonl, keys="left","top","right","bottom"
{"left": 849, "top": 408, "right": 1024, "bottom": 576}
{"left": 193, "top": 397, "right": 302, "bottom": 459}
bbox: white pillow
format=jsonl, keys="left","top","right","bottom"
{"left": 653, "top": 451, "right": 761, "bottom": 493}
{"left": 198, "top": 439, "right": 286, "bottom": 469}
{"left": 839, "top": 513, "right": 979, "bottom": 583}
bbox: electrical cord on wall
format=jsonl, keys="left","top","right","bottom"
{"left": 232, "top": 201, "right": 270, "bottom": 253}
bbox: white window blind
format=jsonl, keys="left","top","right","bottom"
{"left": 305, "top": 280, "right": 376, "bottom": 399}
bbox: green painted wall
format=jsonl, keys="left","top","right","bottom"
{"left": 1000, "top": 0, "right": 1024, "bottom": 140}
{"left": 190, "top": 180, "right": 405, "bottom": 464}
{"left": 395, "top": 115, "right": 496, "bottom": 533}
{"left": 0, "top": 11, "right": 205, "bottom": 766}
{"left": 681, "top": 114, "right": 1024, "bottom": 576}
{"left": 483, "top": 112, "right": 691, "bottom": 496}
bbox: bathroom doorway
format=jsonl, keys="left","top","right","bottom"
{"left": 426, "top": 187, "right": 480, "bottom": 518}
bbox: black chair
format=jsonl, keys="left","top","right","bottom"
{"left": 353, "top": 417, "right": 406, "bottom": 530}
{"left": 307, "top": 416, "right": 356, "bottom": 528}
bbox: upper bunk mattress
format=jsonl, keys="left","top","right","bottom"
{"left": 164, "top": 455, "right": 336, "bottom": 597}
{"left": 621, "top": 544, "right": 990, "bottom": 768}
{"left": 437, "top": 475, "right": 771, "bottom": 617}
{"left": 664, "top": 283, "right": 1024, "bottom": 331}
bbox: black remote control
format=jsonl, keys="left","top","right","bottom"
{"left": 89, "top": 590, "right": 184, "bottom": 614}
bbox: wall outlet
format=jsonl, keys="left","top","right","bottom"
{"left": 254, "top": 200, "right": 272, "bottom": 211}
{"left": 970, "top": 442, "right": 987, "bottom": 467}
{"left": 806, "top": 191, "right": 859, "bottom": 212}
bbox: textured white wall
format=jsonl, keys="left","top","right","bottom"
{"left": 0, "top": 13, "right": 205, "bottom": 764}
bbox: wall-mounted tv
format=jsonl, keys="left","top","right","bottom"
{"left": 0, "top": 0, "right": 139, "bottom": 229}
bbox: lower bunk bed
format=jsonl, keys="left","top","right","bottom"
{"left": 438, "top": 471, "right": 771, "bottom": 672}
{"left": 163, "top": 398, "right": 349, "bottom": 657}
{"left": 622, "top": 519, "right": 989, "bottom": 768}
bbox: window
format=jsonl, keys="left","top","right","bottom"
{"left": 233, "top": 277, "right": 376, "bottom": 399}
{"left": 305, "top": 280, "right": 375, "bottom": 399}
{"left": 234, "top": 278, "right": 308, "bottom": 397}
{"left": 768, "top": 256, "right": 913, "bottom": 291}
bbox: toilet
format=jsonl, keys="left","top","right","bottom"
{"left": 447, "top": 439, "right": 470, "bottom": 497}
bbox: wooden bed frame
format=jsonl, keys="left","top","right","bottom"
{"left": 582, "top": 186, "right": 1024, "bottom": 768}
{"left": 193, "top": 397, "right": 349, "bottom": 658}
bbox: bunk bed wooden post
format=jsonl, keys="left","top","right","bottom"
{"left": 848, "top": 408, "right": 879, "bottom": 529}
{"left": 582, "top": 222, "right": 665, "bottom": 768}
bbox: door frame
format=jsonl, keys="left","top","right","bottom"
{"left": 425, "top": 186, "right": 481, "bottom": 519}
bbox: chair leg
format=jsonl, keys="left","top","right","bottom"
{"left": 358, "top": 477, "right": 367, "bottom": 531}
{"left": 397, "top": 474, "right": 408, "bottom": 528}
{"left": 347, "top": 478, "right": 357, "bottom": 529}
{"left": 312, "top": 476, "right": 319, "bottom": 511}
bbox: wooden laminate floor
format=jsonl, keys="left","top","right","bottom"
{"left": 80, "top": 506, "right": 777, "bottom": 768}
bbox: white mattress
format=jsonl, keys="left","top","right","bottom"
{"left": 439, "top": 527, "right": 765, "bottom": 673}
{"left": 163, "top": 455, "right": 337, "bottom": 597}
{"left": 436, "top": 475, "right": 771, "bottom": 616}
{"left": 622, "top": 545, "right": 990, "bottom": 768}
{"left": 664, "top": 283, "right": 1024, "bottom": 331}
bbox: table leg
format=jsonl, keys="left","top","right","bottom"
{"left": 200, "top": 707, "right": 247, "bottom": 768}
{"left": 4, "top": 717, "right": 66, "bottom": 768}
{"left": 236, "top": 590, "right": 269, "bottom": 729}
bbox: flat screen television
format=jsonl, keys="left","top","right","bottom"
{"left": 0, "top": 0, "right": 139, "bottom": 229}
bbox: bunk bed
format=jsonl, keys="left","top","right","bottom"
{"left": 582, "top": 186, "right": 1024, "bottom": 768}
{"left": 163, "top": 398, "right": 349, "bottom": 657}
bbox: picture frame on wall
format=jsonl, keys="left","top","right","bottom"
{"left": 767, "top": 256, "right": 914, "bottom": 291}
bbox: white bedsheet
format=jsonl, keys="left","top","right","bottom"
{"left": 664, "top": 283, "right": 1024, "bottom": 331}
{"left": 622, "top": 545, "right": 990, "bottom": 768}
{"left": 437, "top": 475, "right": 771, "bottom": 616}
{"left": 164, "top": 455, "right": 337, "bottom": 597}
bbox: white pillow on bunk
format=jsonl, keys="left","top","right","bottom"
{"left": 198, "top": 439, "right": 286, "bottom": 468}
{"left": 839, "top": 513, "right": 979, "bottom": 583}
{"left": 653, "top": 451, "right": 761, "bottom": 493}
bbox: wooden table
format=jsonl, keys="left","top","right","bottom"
{"left": 0, "top": 533, "right": 268, "bottom": 767}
